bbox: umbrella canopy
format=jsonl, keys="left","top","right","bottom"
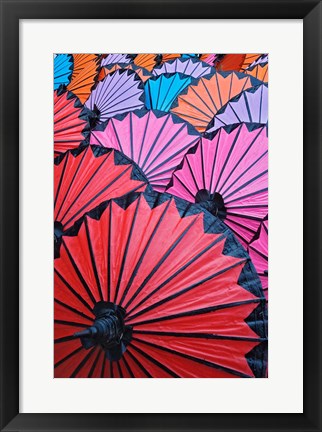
{"left": 171, "top": 71, "right": 261, "bottom": 132}
{"left": 67, "top": 54, "right": 101, "bottom": 104}
{"left": 54, "top": 191, "right": 267, "bottom": 378}
{"left": 98, "top": 63, "right": 152, "bottom": 83}
{"left": 133, "top": 54, "right": 160, "bottom": 72}
{"left": 152, "top": 57, "right": 214, "bottom": 79}
{"left": 54, "top": 145, "right": 148, "bottom": 250}
{"left": 54, "top": 54, "right": 73, "bottom": 90}
{"left": 248, "top": 218, "right": 268, "bottom": 299}
{"left": 160, "top": 54, "right": 181, "bottom": 63}
{"left": 90, "top": 109, "right": 200, "bottom": 192}
{"left": 215, "top": 54, "right": 263, "bottom": 72}
{"left": 101, "top": 54, "right": 132, "bottom": 66}
{"left": 206, "top": 84, "right": 268, "bottom": 132}
{"left": 145, "top": 73, "right": 192, "bottom": 112}
{"left": 244, "top": 62, "right": 268, "bottom": 83}
{"left": 85, "top": 69, "right": 145, "bottom": 125}
{"left": 166, "top": 123, "right": 268, "bottom": 248}
{"left": 54, "top": 88, "right": 90, "bottom": 155}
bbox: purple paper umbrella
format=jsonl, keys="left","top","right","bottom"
{"left": 152, "top": 57, "right": 215, "bottom": 79}
{"left": 85, "top": 69, "right": 145, "bottom": 124}
{"left": 101, "top": 54, "right": 133, "bottom": 66}
{"left": 90, "top": 109, "right": 200, "bottom": 192}
{"left": 166, "top": 123, "right": 268, "bottom": 248}
{"left": 248, "top": 218, "right": 268, "bottom": 299}
{"left": 206, "top": 84, "right": 268, "bottom": 132}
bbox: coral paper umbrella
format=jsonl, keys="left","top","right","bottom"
{"left": 166, "top": 123, "right": 268, "bottom": 248}
{"left": 54, "top": 88, "right": 90, "bottom": 156}
{"left": 248, "top": 218, "right": 268, "bottom": 299}
{"left": 90, "top": 109, "right": 200, "bottom": 192}
{"left": 54, "top": 145, "right": 148, "bottom": 255}
{"left": 54, "top": 191, "right": 267, "bottom": 378}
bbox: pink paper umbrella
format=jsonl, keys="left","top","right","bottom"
{"left": 166, "top": 123, "right": 268, "bottom": 248}
{"left": 248, "top": 218, "right": 268, "bottom": 299}
{"left": 90, "top": 109, "right": 200, "bottom": 192}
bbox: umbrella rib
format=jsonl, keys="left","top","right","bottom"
{"left": 54, "top": 297, "right": 93, "bottom": 322}
{"left": 54, "top": 319, "right": 89, "bottom": 328}
{"left": 119, "top": 199, "right": 172, "bottom": 306}
{"left": 127, "top": 256, "right": 245, "bottom": 321}
{"left": 144, "top": 135, "right": 198, "bottom": 179}
{"left": 70, "top": 347, "right": 97, "bottom": 378}
{"left": 84, "top": 218, "right": 104, "bottom": 302}
{"left": 170, "top": 173, "right": 196, "bottom": 200}
{"left": 126, "top": 348, "right": 152, "bottom": 377}
{"left": 213, "top": 125, "right": 243, "bottom": 193}
{"left": 128, "top": 298, "right": 263, "bottom": 327}
{"left": 54, "top": 152, "right": 69, "bottom": 208}
{"left": 54, "top": 345, "right": 83, "bottom": 369}
{"left": 224, "top": 169, "right": 268, "bottom": 200}
{"left": 248, "top": 245, "right": 268, "bottom": 262}
{"left": 117, "top": 361, "right": 123, "bottom": 378}
{"left": 62, "top": 162, "right": 132, "bottom": 229}
{"left": 215, "top": 72, "right": 223, "bottom": 107}
{"left": 225, "top": 187, "right": 268, "bottom": 205}
{"left": 122, "top": 354, "right": 135, "bottom": 378}
{"left": 243, "top": 91, "right": 253, "bottom": 123}
{"left": 143, "top": 123, "right": 186, "bottom": 174}
{"left": 133, "top": 330, "right": 267, "bottom": 343}
{"left": 221, "top": 146, "right": 267, "bottom": 197}
{"left": 107, "top": 203, "right": 112, "bottom": 302}
{"left": 114, "top": 196, "right": 141, "bottom": 304}
{"left": 189, "top": 83, "right": 215, "bottom": 118}
{"left": 88, "top": 349, "right": 102, "bottom": 378}
{"left": 201, "top": 76, "right": 218, "bottom": 113}
{"left": 137, "top": 111, "right": 151, "bottom": 166}
{"left": 141, "top": 115, "right": 170, "bottom": 170}
{"left": 132, "top": 337, "right": 252, "bottom": 378}
{"left": 209, "top": 129, "right": 221, "bottom": 194}
{"left": 59, "top": 151, "right": 112, "bottom": 226}
{"left": 100, "top": 355, "right": 106, "bottom": 378}
{"left": 54, "top": 268, "right": 94, "bottom": 314}
{"left": 185, "top": 157, "right": 200, "bottom": 192}
{"left": 129, "top": 343, "right": 180, "bottom": 378}
{"left": 62, "top": 240, "right": 97, "bottom": 306}
{"left": 55, "top": 148, "right": 88, "bottom": 222}
{"left": 225, "top": 215, "right": 258, "bottom": 235}
{"left": 123, "top": 216, "right": 198, "bottom": 310}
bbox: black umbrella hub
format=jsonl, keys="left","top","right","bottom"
{"left": 74, "top": 301, "right": 132, "bottom": 361}
{"left": 195, "top": 189, "right": 227, "bottom": 219}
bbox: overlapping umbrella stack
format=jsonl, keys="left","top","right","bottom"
{"left": 54, "top": 53, "right": 268, "bottom": 378}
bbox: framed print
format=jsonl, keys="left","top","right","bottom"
{"left": 0, "top": 0, "right": 321, "bottom": 431}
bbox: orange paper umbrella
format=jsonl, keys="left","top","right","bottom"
{"left": 134, "top": 54, "right": 159, "bottom": 72}
{"left": 171, "top": 71, "right": 261, "bottom": 132}
{"left": 67, "top": 54, "right": 101, "bottom": 103}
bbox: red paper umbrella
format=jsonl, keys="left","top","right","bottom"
{"left": 248, "top": 218, "right": 268, "bottom": 299}
{"left": 90, "top": 109, "right": 200, "bottom": 192}
{"left": 54, "top": 191, "right": 267, "bottom": 378}
{"left": 54, "top": 145, "right": 148, "bottom": 252}
{"left": 166, "top": 123, "right": 268, "bottom": 248}
{"left": 54, "top": 88, "right": 90, "bottom": 156}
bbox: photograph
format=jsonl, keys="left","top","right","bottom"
{"left": 53, "top": 53, "right": 268, "bottom": 378}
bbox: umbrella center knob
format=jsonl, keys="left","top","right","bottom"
{"left": 195, "top": 189, "right": 227, "bottom": 219}
{"left": 73, "top": 301, "right": 132, "bottom": 361}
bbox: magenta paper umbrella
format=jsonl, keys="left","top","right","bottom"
{"left": 85, "top": 69, "right": 145, "bottom": 125}
{"left": 90, "top": 109, "right": 200, "bottom": 192}
{"left": 248, "top": 218, "right": 268, "bottom": 299}
{"left": 166, "top": 123, "right": 268, "bottom": 248}
{"left": 206, "top": 84, "right": 268, "bottom": 132}
{"left": 152, "top": 57, "right": 215, "bottom": 79}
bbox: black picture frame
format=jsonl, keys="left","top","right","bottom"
{"left": 0, "top": 1, "right": 321, "bottom": 431}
